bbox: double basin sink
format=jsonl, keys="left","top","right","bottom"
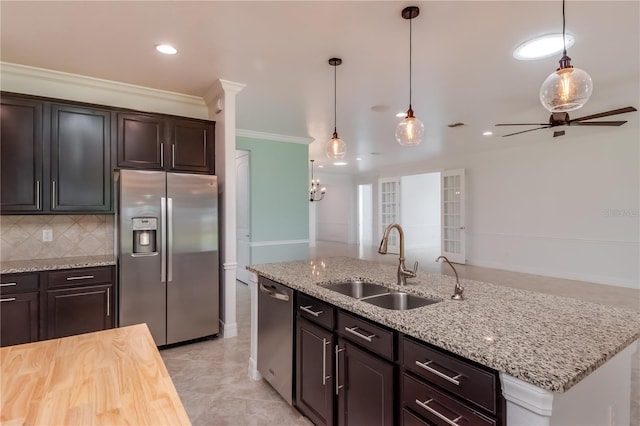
{"left": 321, "top": 280, "right": 439, "bottom": 311}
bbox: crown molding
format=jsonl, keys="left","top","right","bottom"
{"left": 0, "top": 62, "right": 206, "bottom": 107}
{"left": 236, "top": 129, "right": 314, "bottom": 145}
{"left": 203, "top": 79, "right": 246, "bottom": 105}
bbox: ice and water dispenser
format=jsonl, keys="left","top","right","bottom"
{"left": 132, "top": 218, "right": 158, "bottom": 255}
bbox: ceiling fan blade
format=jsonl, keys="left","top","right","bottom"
{"left": 571, "top": 107, "right": 637, "bottom": 122}
{"left": 553, "top": 130, "right": 565, "bottom": 137}
{"left": 501, "top": 126, "right": 550, "bottom": 137}
{"left": 572, "top": 120, "right": 627, "bottom": 126}
{"left": 495, "top": 123, "right": 547, "bottom": 126}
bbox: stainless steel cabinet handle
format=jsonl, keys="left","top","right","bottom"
{"left": 171, "top": 144, "right": 175, "bottom": 168}
{"left": 160, "top": 197, "right": 167, "bottom": 283}
{"left": 167, "top": 197, "right": 173, "bottom": 283}
{"left": 36, "top": 180, "right": 40, "bottom": 210}
{"left": 258, "top": 283, "right": 290, "bottom": 302}
{"left": 300, "top": 305, "right": 323, "bottom": 317}
{"left": 322, "top": 338, "right": 329, "bottom": 385}
{"left": 0, "top": 297, "right": 16, "bottom": 302}
{"left": 0, "top": 282, "right": 17, "bottom": 287}
{"left": 106, "top": 287, "right": 110, "bottom": 317}
{"left": 415, "top": 398, "right": 463, "bottom": 426}
{"left": 335, "top": 345, "right": 345, "bottom": 395}
{"left": 344, "top": 326, "right": 376, "bottom": 342}
{"left": 160, "top": 143, "right": 164, "bottom": 167}
{"left": 415, "top": 360, "right": 462, "bottom": 386}
{"left": 52, "top": 181, "right": 56, "bottom": 209}
{"left": 66, "top": 275, "right": 94, "bottom": 281}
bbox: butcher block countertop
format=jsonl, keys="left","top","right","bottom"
{"left": 0, "top": 324, "right": 190, "bottom": 425}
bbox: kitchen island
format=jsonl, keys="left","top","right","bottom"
{"left": 247, "top": 256, "right": 640, "bottom": 426}
{"left": 0, "top": 323, "right": 190, "bottom": 425}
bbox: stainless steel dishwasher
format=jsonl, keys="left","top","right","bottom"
{"left": 257, "top": 276, "right": 294, "bottom": 404}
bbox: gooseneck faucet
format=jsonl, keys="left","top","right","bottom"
{"left": 378, "top": 223, "right": 418, "bottom": 286}
{"left": 435, "top": 255, "right": 464, "bottom": 300}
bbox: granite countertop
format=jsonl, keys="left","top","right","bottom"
{"left": 0, "top": 255, "right": 116, "bottom": 274}
{"left": 248, "top": 256, "right": 640, "bottom": 393}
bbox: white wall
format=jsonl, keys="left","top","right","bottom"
{"left": 315, "top": 172, "right": 357, "bottom": 244}
{"left": 400, "top": 173, "right": 441, "bottom": 251}
{"left": 354, "top": 127, "right": 639, "bottom": 289}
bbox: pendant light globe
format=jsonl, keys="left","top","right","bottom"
{"left": 326, "top": 57, "right": 347, "bottom": 159}
{"left": 540, "top": 60, "right": 593, "bottom": 112}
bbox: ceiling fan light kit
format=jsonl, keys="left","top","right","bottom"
{"left": 539, "top": 0, "right": 593, "bottom": 113}
{"left": 396, "top": 6, "right": 425, "bottom": 147}
{"left": 326, "top": 57, "right": 347, "bottom": 160}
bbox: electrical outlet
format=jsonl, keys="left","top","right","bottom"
{"left": 42, "top": 229, "right": 53, "bottom": 242}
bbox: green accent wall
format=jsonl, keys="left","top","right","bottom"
{"left": 236, "top": 136, "right": 309, "bottom": 264}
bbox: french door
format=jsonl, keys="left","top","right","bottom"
{"left": 378, "top": 177, "right": 400, "bottom": 253}
{"left": 441, "top": 169, "right": 466, "bottom": 264}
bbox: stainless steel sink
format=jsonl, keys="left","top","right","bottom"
{"left": 322, "top": 280, "right": 390, "bottom": 299}
{"left": 363, "top": 292, "right": 439, "bottom": 310}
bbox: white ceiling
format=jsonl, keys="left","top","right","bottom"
{"left": 2, "top": 1, "right": 638, "bottom": 175}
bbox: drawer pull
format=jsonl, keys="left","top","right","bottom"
{"left": 66, "top": 275, "right": 95, "bottom": 281}
{"left": 0, "top": 297, "right": 16, "bottom": 302}
{"left": 344, "top": 326, "right": 376, "bottom": 342}
{"left": 415, "top": 360, "right": 462, "bottom": 386}
{"left": 416, "top": 398, "right": 463, "bottom": 426}
{"left": 0, "top": 282, "right": 17, "bottom": 287}
{"left": 300, "top": 305, "right": 323, "bottom": 317}
{"left": 322, "top": 338, "right": 330, "bottom": 385}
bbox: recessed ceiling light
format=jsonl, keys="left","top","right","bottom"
{"left": 513, "top": 34, "right": 574, "bottom": 60}
{"left": 333, "top": 162, "right": 348, "bottom": 166}
{"left": 155, "top": 44, "right": 177, "bottom": 55}
{"left": 395, "top": 112, "right": 406, "bottom": 118}
{"left": 482, "top": 131, "right": 493, "bottom": 136}
{"left": 356, "top": 157, "right": 362, "bottom": 161}
{"left": 318, "top": 165, "right": 324, "bottom": 168}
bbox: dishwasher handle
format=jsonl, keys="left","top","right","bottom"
{"left": 259, "top": 283, "right": 290, "bottom": 302}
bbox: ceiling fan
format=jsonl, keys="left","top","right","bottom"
{"left": 495, "top": 106, "right": 637, "bottom": 138}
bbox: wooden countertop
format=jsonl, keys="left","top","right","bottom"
{"left": 0, "top": 324, "right": 190, "bottom": 425}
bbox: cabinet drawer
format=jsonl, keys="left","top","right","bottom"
{"left": 47, "top": 266, "right": 114, "bottom": 288}
{"left": 402, "top": 408, "right": 434, "bottom": 426}
{"left": 0, "top": 273, "right": 39, "bottom": 294}
{"left": 297, "top": 293, "right": 335, "bottom": 330}
{"left": 338, "top": 311, "right": 394, "bottom": 361}
{"left": 403, "top": 337, "right": 497, "bottom": 414}
{"left": 403, "top": 373, "right": 495, "bottom": 426}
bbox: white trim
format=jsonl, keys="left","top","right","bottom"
{"left": 223, "top": 262, "right": 238, "bottom": 270}
{"left": 501, "top": 374, "right": 554, "bottom": 417}
{"left": 249, "top": 239, "right": 309, "bottom": 247}
{"left": 1, "top": 61, "right": 205, "bottom": 106}
{"left": 204, "top": 79, "right": 246, "bottom": 104}
{"left": 219, "top": 319, "right": 238, "bottom": 339}
{"left": 236, "top": 129, "right": 314, "bottom": 145}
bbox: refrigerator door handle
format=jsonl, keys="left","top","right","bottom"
{"left": 168, "top": 197, "right": 174, "bottom": 283}
{"left": 160, "top": 197, "right": 167, "bottom": 283}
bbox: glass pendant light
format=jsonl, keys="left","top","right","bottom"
{"left": 539, "top": 0, "right": 593, "bottom": 112}
{"left": 326, "top": 58, "right": 347, "bottom": 159}
{"left": 396, "top": 6, "right": 424, "bottom": 146}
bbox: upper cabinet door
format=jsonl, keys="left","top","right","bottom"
{"left": 168, "top": 119, "right": 215, "bottom": 173}
{"left": 117, "top": 112, "right": 165, "bottom": 169}
{"left": 0, "top": 97, "right": 44, "bottom": 213}
{"left": 50, "top": 104, "right": 112, "bottom": 212}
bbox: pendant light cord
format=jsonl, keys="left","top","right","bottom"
{"left": 334, "top": 63, "right": 337, "bottom": 134}
{"left": 562, "top": 0, "right": 567, "bottom": 55}
{"left": 409, "top": 14, "right": 413, "bottom": 109}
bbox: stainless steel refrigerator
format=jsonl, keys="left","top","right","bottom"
{"left": 117, "top": 169, "right": 219, "bottom": 346}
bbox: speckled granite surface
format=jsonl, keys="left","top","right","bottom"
{"left": 248, "top": 256, "right": 640, "bottom": 393}
{"left": 0, "top": 255, "right": 116, "bottom": 274}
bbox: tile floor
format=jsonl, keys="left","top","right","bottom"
{"left": 162, "top": 243, "right": 640, "bottom": 425}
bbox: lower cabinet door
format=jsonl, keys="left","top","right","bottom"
{"left": 337, "top": 338, "right": 394, "bottom": 426}
{"left": 296, "top": 318, "right": 334, "bottom": 426}
{"left": 0, "top": 292, "right": 40, "bottom": 346}
{"left": 47, "top": 284, "right": 113, "bottom": 339}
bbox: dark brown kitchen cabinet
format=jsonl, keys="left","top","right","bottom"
{"left": 50, "top": 104, "right": 112, "bottom": 212}
{"left": 117, "top": 113, "right": 215, "bottom": 174}
{"left": 0, "top": 93, "right": 113, "bottom": 214}
{"left": 0, "top": 97, "right": 44, "bottom": 213}
{"left": 46, "top": 266, "right": 115, "bottom": 339}
{"left": 296, "top": 294, "right": 336, "bottom": 426}
{"left": 0, "top": 272, "right": 42, "bottom": 347}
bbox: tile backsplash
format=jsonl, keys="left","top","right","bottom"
{"left": 0, "top": 215, "right": 114, "bottom": 262}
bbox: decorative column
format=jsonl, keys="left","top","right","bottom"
{"left": 204, "top": 79, "right": 246, "bottom": 338}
